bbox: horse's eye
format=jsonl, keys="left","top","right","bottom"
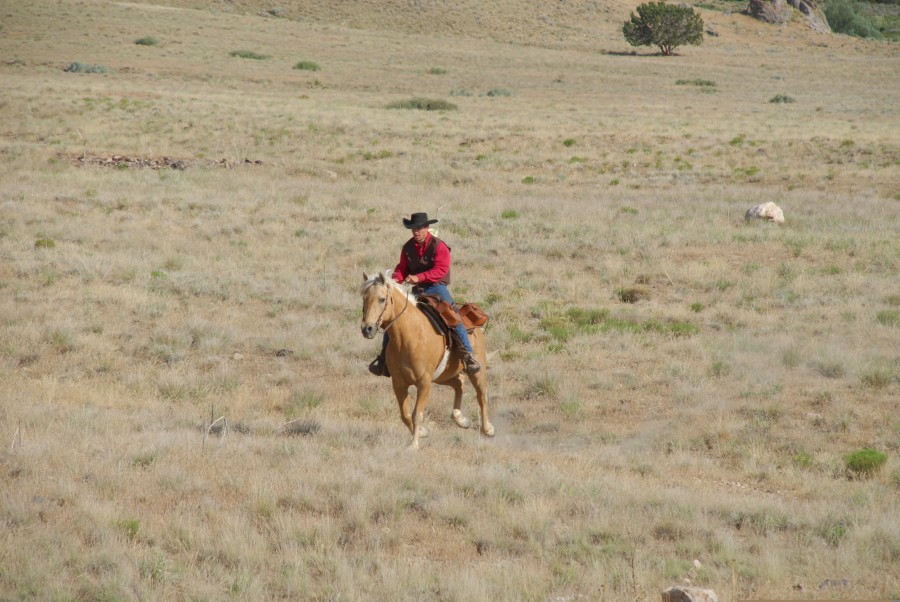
{"left": 378, "top": 297, "right": 387, "bottom": 304}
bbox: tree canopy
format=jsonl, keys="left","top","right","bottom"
{"left": 622, "top": 2, "right": 705, "bottom": 55}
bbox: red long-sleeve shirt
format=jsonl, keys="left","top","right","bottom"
{"left": 392, "top": 233, "right": 451, "bottom": 284}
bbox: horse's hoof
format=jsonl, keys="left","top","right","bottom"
{"left": 482, "top": 423, "right": 495, "bottom": 437}
{"left": 418, "top": 425, "right": 430, "bottom": 439}
{"left": 452, "top": 409, "right": 471, "bottom": 429}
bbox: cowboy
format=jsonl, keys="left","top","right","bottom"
{"left": 369, "top": 212, "right": 481, "bottom": 376}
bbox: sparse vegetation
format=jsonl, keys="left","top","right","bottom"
{"left": 135, "top": 36, "right": 159, "bottom": 46}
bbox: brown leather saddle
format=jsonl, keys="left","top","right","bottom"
{"left": 417, "top": 295, "right": 489, "bottom": 335}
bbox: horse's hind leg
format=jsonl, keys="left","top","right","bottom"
{"left": 442, "top": 375, "right": 471, "bottom": 429}
{"left": 467, "top": 370, "right": 495, "bottom": 437}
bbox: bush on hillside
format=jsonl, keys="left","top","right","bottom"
{"left": 623, "top": 2, "right": 704, "bottom": 55}
{"left": 824, "top": 0, "right": 883, "bottom": 37}
{"left": 293, "top": 60, "right": 320, "bottom": 71}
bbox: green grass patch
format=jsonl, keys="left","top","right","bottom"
{"left": 501, "top": 209, "right": 519, "bottom": 219}
{"left": 116, "top": 518, "right": 141, "bottom": 541}
{"left": 844, "top": 448, "right": 887, "bottom": 478}
{"left": 135, "top": 36, "right": 159, "bottom": 46}
{"left": 34, "top": 236, "right": 55, "bottom": 249}
{"left": 386, "top": 97, "right": 457, "bottom": 111}
{"left": 769, "top": 94, "right": 796, "bottom": 104}
{"left": 486, "top": 87, "right": 512, "bottom": 97}
{"left": 428, "top": 67, "right": 447, "bottom": 75}
{"left": 875, "top": 309, "right": 899, "bottom": 326}
{"left": 285, "top": 389, "right": 324, "bottom": 419}
{"left": 562, "top": 138, "right": 576, "bottom": 147}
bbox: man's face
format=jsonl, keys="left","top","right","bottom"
{"left": 412, "top": 226, "right": 429, "bottom": 244}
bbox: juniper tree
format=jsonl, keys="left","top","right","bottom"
{"left": 623, "top": 2, "right": 704, "bottom": 55}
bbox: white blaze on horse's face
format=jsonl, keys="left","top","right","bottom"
{"left": 360, "top": 273, "right": 388, "bottom": 339}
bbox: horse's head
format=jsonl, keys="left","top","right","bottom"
{"left": 360, "top": 272, "right": 390, "bottom": 339}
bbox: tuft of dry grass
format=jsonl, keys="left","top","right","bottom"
{"left": 0, "top": 0, "right": 898, "bottom": 600}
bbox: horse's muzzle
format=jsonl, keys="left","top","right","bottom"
{"left": 361, "top": 324, "right": 377, "bottom": 339}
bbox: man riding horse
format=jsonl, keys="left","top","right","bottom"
{"left": 368, "top": 212, "right": 481, "bottom": 377}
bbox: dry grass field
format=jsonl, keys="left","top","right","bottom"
{"left": 1, "top": 0, "right": 898, "bottom": 600}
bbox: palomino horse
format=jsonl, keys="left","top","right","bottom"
{"left": 360, "top": 272, "right": 495, "bottom": 449}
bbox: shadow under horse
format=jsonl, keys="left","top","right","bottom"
{"left": 360, "top": 272, "right": 495, "bottom": 449}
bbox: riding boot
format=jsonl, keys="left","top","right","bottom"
{"left": 450, "top": 331, "right": 481, "bottom": 375}
{"left": 368, "top": 351, "right": 390, "bottom": 377}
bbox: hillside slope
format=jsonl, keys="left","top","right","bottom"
{"left": 121, "top": 0, "right": 635, "bottom": 48}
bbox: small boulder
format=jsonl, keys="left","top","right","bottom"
{"left": 662, "top": 586, "right": 720, "bottom": 602}
{"left": 745, "top": 202, "right": 784, "bottom": 223}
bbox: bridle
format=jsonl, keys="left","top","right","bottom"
{"left": 374, "top": 283, "right": 410, "bottom": 333}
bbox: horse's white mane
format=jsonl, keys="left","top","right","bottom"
{"left": 361, "top": 271, "right": 417, "bottom": 303}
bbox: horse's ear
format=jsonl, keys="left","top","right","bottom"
{"left": 376, "top": 272, "right": 386, "bottom": 284}
{"left": 363, "top": 272, "right": 370, "bottom": 281}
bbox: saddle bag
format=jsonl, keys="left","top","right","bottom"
{"left": 459, "top": 303, "right": 489, "bottom": 329}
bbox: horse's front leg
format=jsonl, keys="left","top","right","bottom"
{"left": 409, "top": 379, "right": 433, "bottom": 450}
{"left": 392, "top": 378, "right": 414, "bottom": 435}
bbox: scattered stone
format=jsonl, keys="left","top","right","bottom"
{"left": 662, "top": 586, "right": 719, "bottom": 602}
{"left": 62, "top": 152, "right": 264, "bottom": 170}
{"left": 745, "top": 201, "right": 784, "bottom": 223}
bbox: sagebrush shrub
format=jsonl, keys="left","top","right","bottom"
{"left": 294, "top": 60, "right": 320, "bottom": 71}
{"left": 230, "top": 50, "right": 269, "bottom": 60}
{"left": 386, "top": 98, "right": 457, "bottom": 111}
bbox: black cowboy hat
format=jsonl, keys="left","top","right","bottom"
{"left": 402, "top": 212, "right": 438, "bottom": 229}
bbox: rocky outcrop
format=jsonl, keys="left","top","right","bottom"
{"left": 787, "top": 0, "right": 831, "bottom": 33}
{"left": 747, "top": 0, "right": 831, "bottom": 32}
{"left": 745, "top": 202, "right": 785, "bottom": 223}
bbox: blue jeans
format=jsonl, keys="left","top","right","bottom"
{"left": 380, "top": 283, "right": 474, "bottom": 355}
